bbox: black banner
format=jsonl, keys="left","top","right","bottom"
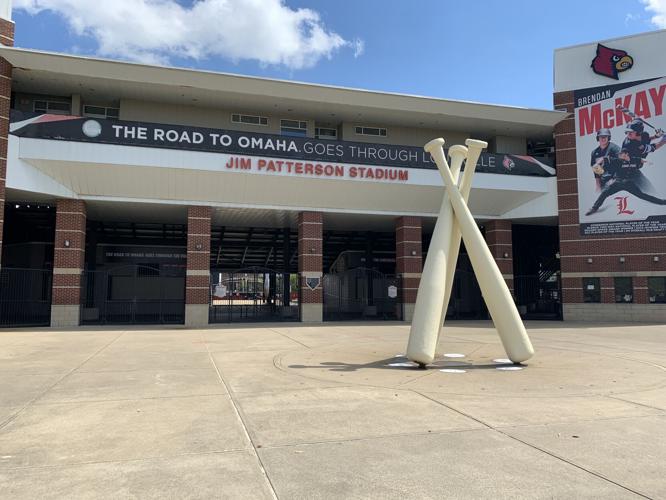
{"left": 10, "top": 111, "right": 554, "bottom": 177}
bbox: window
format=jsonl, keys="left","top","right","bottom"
{"left": 315, "top": 127, "right": 337, "bottom": 140}
{"left": 582, "top": 277, "right": 600, "bottom": 303}
{"left": 648, "top": 277, "right": 666, "bottom": 303}
{"left": 231, "top": 113, "right": 268, "bottom": 126}
{"left": 614, "top": 277, "right": 633, "bottom": 303}
{"left": 83, "top": 105, "right": 119, "bottom": 119}
{"left": 355, "top": 126, "right": 387, "bottom": 137}
{"left": 33, "top": 100, "right": 70, "bottom": 115}
{"left": 281, "top": 119, "right": 307, "bottom": 137}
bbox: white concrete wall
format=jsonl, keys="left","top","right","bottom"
{"left": 555, "top": 30, "right": 666, "bottom": 92}
{"left": 340, "top": 122, "right": 469, "bottom": 148}
{"left": 494, "top": 135, "right": 526, "bottom": 154}
{"left": 120, "top": 99, "right": 315, "bottom": 137}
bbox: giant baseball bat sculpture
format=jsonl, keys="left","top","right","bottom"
{"left": 437, "top": 139, "right": 487, "bottom": 347}
{"left": 425, "top": 139, "right": 534, "bottom": 363}
{"left": 406, "top": 142, "right": 466, "bottom": 365}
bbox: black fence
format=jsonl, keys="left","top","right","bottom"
{"left": 514, "top": 274, "right": 562, "bottom": 320}
{"left": 81, "top": 265, "right": 185, "bottom": 325}
{"left": 323, "top": 268, "right": 401, "bottom": 321}
{"left": 0, "top": 268, "right": 53, "bottom": 327}
{"left": 209, "top": 267, "right": 299, "bottom": 323}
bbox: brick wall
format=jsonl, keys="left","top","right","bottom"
{"left": 554, "top": 90, "right": 666, "bottom": 315}
{"left": 186, "top": 206, "right": 211, "bottom": 306}
{"left": 52, "top": 199, "right": 86, "bottom": 307}
{"left": 298, "top": 211, "right": 323, "bottom": 307}
{"left": 0, "top": 18, "right": 14, "bottom": 267}
{"left": 484, "top": 220, "right": 514, "bottom": 293}
{"left": 395, "top": 216, "right": 422, "bottom": 307}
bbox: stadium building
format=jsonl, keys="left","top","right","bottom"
{"left": 0, "top": 4, "right": 663, "bottom": 328}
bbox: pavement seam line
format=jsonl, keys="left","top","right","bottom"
{"left": 413, "top": 391, "right": 653, "bottom": 500}
{"left": 267, "top": 328, "right": 311, "bottom": 349}
{"left": 0, "top": 330, "right": 129, "bottom": 433}
{"left": 203, "top": 334, "right": 280, "bottom": 500}
{"left": 605, "top": 394, "right": 666, "bottom": 413}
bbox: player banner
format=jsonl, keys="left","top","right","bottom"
{"left": 575, "top": 76, "right": 666, "bottom": 235}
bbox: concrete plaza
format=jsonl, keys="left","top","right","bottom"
{"left": 0, "top": 321, "right": 664, "bottom": 499}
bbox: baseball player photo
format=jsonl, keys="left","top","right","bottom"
{"left": 575, "top": 76, "right": 666, "bottom": 234}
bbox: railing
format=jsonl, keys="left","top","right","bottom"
{"left": 323, "top": 268, "right": 401, "bottom": 321}
{"left": 0, "top": 268, "right": 53, "bottom": 327}
{"left": 209, "top": 267, "right": 299, "bottom": 323}
{"left": 80, "top": 266, "right": 185, "bottom": 325}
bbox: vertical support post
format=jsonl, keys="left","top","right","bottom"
{"left": 283, "top": 227, "right": 291, "bottom": 308}
{"left": 185, "top": 206, "right": 211, "bottom": 327}
{"left": 484, "top": 220, "right": 514, "bottom": 295}
{"left": 298, "top": 211, "right": 323, "bottom": 322}
{"left": 51, "top": 199, "right": 86, "bottom": 327}
{"left": 0, "top": 12, "right": 14, "bottom": 269}
{"left": 395, "top": 216, "right": 422, "bottom": 322}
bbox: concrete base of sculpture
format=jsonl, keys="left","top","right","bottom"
{"left": 407, "top": 138, "right": 534, "bottom": 366}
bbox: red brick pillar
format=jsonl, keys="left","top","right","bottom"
{"left": 0, "top": 16, "right": 14, "bottom": 267}
{"left": 396, "top": 216, "right": 422, "bottom": 322}
{"left": 51, "top": 199, "right": 86, "bottom": 327}
{"left": 484, "top": 220, "right": 514, "bottom": 295}
{"left": 185, "top": 206, "right": 211, "bottom": 327}
{"left": 298, "top": 211, "right": 323, "bottom": 322}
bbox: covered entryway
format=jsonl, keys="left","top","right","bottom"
{"left": 209, "top": 267, "right": 299, "bottom": 323}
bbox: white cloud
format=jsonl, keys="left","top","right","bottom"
{"left": 13, "top": 0, "right": 362, "bottom": 69}
{"left": 642, "top": 0, "right": 666, "bottom": 27}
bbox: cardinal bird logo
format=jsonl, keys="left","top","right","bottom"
{"left": 591, "top": 44, "right": 633, "bottom": 80}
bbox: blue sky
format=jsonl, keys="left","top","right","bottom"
{"left": 11, "top": 0, "right": 666, "bottom": 110}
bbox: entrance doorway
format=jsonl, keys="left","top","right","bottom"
{"left": 209, "top": 267, "right": 299, "bottom": 322}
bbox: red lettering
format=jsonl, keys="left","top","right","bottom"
{"left": 578, "top": 104, "right": 601, "bottom": 136}
{"left": 315, "top": 164, "right": 323, "bottom": 175}
{"left": 634, "top": 90, "right": 651, "bottom": 119}
{"left": 398, "top": 170, "right": 408, "bottom": 181}
{"left": 239, "top": 158, "right": 251, "bottom": 169}
{"left": 349, "top": 167, "right": 357, "bottom": 178}
{"left": 324, "top": 165, "right": 334, "bottom": 176}
{"left": 257, "top": 159, "right": 266, "bottom": 170}
{"left": 304, "top": 163, "right": 313, "bottom": 175}
{"left": 602, "top": 109, "right": 615, "bottom": 129}
{"left": 649, "top": 84, "right": 666, "bottom": 117}
{"left": 335, "top": 166, "right": 344, "bottom": 177}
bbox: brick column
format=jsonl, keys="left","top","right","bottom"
{"left": 0, "top": 16, "right": 14, "bottom": 267}
{"left": 396, "top": 216, "right": 422, "bottom": 322}
{"left": 185, "top": 206, "right": 211, "bottom": 327}
{"left": 51, "top": 199, "right": 86, "bottom": 327}
{"left": 484, "top": 220, "right": 514, "bottom": 294}
{"left": 298, "top": 211, "right": 323, "bottom": 322}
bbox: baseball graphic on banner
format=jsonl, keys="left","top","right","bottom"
{"left": 575, "top": 76, "right": 666, "bottom": 235}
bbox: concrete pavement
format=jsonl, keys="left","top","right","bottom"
{"left": 0, "top": 321, "right": 664, "bottom": 499}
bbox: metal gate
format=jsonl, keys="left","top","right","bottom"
{"left": 323, "top": 268, "right": 401, "bottom": 321}
{"left": 0, "top": 268, "right": 52, "bottom": 327}
{"left": 514, "top": 273, "right": 562, "bottom": 320}
{"left": 209, "top": 267, "right": 299, "bottom": 323}
{"left": 80, "top": 265, "right": 185, "bottom": 325}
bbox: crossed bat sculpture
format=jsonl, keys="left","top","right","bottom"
{"left": 406, "top": 138, "right": 534, "bottom": 367}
